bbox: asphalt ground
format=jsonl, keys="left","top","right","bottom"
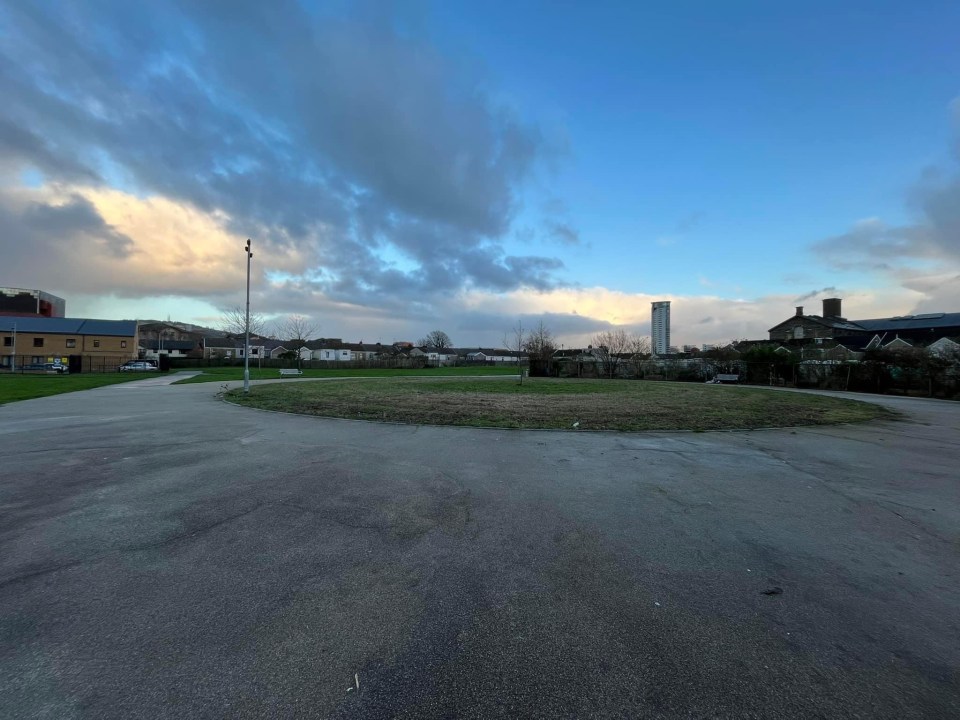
{"left": 0, "top": 376, "right": 957, "bottom": 718}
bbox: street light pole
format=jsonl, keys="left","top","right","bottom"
{"left": 244, "top": 239, "right": 253, "bottom": 395}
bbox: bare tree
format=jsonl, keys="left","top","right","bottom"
{"left": 276, "top": 314, "right": 319, "bottom": 367}
{"left": 523, "top": 320, "right": 557, "bottom": 376}
{"left": 418, "top": 330, "right": 453, "bottom": 349}
{"left": 219, "top": 306, "right": 266, "bottom": 337}
{"left": 627, "top": 333, "right": 650, "bottom": 378}
{"left": 592, "top": 329, "right": 631, "bottom": 379}
{"left": 503, "top": 320, "right": 526, "bottom": 385}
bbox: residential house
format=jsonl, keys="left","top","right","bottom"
{"left": 928, "top": 337, "right": 960, "bottom": 358}
{"left": 141, "top": 339, "right": 202, "bottom": 361}
{"left": 410, "top": 346, "right": 458, "bottom": 365}
{"left": 203, "top": 336, "right": 269, "bottom": 360}
{"left": 464, "top": 348, "right": 526, "bottom": 363}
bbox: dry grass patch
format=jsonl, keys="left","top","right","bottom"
{"left": 227, "top": 377, "right": 889, "bottom": 431}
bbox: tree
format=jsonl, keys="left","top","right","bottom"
{"left": 219, "top": 306, "right": 266, "bottom": 337}
{"left": 503, "top": 320, "right": 526, "bottom": 385}
{"left": 523, "top": 320, "right": 557, "bottom": 376}
{"left": 276, "top": 314, "right": 319, "bottom": 368}
{"left": 739, "top": 344, "right": 798, "bottom": 385}
{"left": 592, "top": 329, "right": 630, "bottom": 378}
{"left": 626, "top": 334, "right": 651, "bottom": 378}
{"left": 418, "top": 330, "right": 453, "bottom": 349}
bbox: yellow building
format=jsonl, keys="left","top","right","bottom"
{"left": 1, "top": 317, "right": 138, "bottom": 372}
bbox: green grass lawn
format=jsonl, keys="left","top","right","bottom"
{"left": 227, "top": 376, "right": 890, "bottom": 431}
{"left": 174, "top": 365, "right": 521, "bottom": 384}
{"left": 0, "top": 372, "right": 165, "bottom": 405}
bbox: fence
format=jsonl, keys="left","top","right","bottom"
{"left": 169, "top": 357, "right": 528, "bottom": 370}
{"left": 795, "top": 361, "right": 959, "bottom": 399}
{"left": 0, "top": 354, "right": 132, "bottom": 374}
{"left": 546, "top": 356, "right": 960, "bottom": 399}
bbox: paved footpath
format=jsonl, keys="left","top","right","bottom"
{"left": 0, "top": 378, "right": 958, "bottom": 718}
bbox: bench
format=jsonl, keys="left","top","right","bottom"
{"left": 715, "top": 373, "right": 739, "bottom": 384}
{"left": 279, "top": 369, "right": 304, "bottom": 377}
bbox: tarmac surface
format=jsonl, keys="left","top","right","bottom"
{"left": 0, "top": 375, "right": 958, "bottom": 718}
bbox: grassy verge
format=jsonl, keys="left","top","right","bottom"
{"left": 0, "top": 373, "right": 165, "bottom": 405}
{"left": 174, "top": 365, "right": 521, "bottom": 384}
{"left": 227, "top": 377, "right": 889, "bottom": 431}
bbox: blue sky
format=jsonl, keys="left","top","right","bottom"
{"left": 1, "top": 0, "right": 958, "bottom": 347}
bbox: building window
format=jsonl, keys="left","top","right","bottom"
{"left": 33, "top": 337, "right": 44, "bottom": 348}
{"left": 2, "top": 337, "right": 10, "bottom": 347}
{"left": 93, "top": 339, "right": 100, "bottom": 348}
{"left": 66, "top": 339, "right": 76, "bottom": 348}
{"left": 121, "top": 340, "right": 127, "bottom": 348}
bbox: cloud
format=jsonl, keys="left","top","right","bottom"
{"left": 543, "top": 220, "right": 580, "bottom": 245}
{"left": 812, "top": 218, "right": 944, "bottom": 269}
{"left": 675, "top": 211, "right": 704, "bottom": 234}
{"left": 809, "top": 98, "right": 960, "bottom": 313}
{"left": 0, "top": 184, "right": 300, "bottom": 301}
{"left": 793, "top": 286, "right": 838, "bottom": 304}
{"left": 0, "top": 0, "right": 565, "bottom": 309}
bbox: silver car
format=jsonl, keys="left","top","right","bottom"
{"left": 118, "top": 361, "right": 158, "bottom": 372}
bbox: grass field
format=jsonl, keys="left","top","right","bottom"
{"left": 0, "top": 372, "right": 162, "bottom": 405}
{"left": 227, "top": 377, "right": 888, "bottom": 431}
{"left": 174, "top": 365, "right": 521, "bottom": 384}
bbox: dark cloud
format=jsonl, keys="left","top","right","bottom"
{"left": 0, "top": 0, "right": 565, "bottom": 307}
{"left": 0, "top": 117, "right": 98, "bottom": 182}
{"left": 811, "top": 217, "right": 945, "bottom": 270}
{"left": 3, "top": 192, "right": 134, "bottom": 266}
{"left": 544, "top": 220, "right": 580, "bottom": 245}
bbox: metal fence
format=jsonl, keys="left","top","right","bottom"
{"left": 0, "top": 354, "right": 132, "bottom": 374}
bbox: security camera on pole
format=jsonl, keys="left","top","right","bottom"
{"left": 244, "top": 239, "right": 253, "bottom": 395}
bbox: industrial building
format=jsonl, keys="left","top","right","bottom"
{"left": 768, "top": 298, "right": 960, "bottom": 346}
{"left": 0, "top": 287, "right": 66, "bottom": 318}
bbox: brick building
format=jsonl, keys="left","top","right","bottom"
{"left": 768, "top": 298, "right": 960, "bottom": 346}
{"left": 1, "top": 317, "right": 138, "bottom": 370}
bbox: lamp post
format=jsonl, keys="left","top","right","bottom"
{"left": 244, "top": 239, "right": 253, "bottom": 395}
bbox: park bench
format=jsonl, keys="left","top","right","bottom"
{"left": 715, "top": 373, "right": 739, "bottom": 384}
{"left": 279, "top": 369, "right": 304, "bottom": 377}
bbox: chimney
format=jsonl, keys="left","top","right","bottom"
{"left": 822, "top": 298, "right": 842, "bottom": 318}
{"left": 795, "top": 306, "right": 804, "bottom": 317}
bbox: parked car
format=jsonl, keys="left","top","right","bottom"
{"left": 23, "top": 362, "right": 69, "bottom": 374}
{"left": 118, "top": 361, "right": 158, "bottom": 372}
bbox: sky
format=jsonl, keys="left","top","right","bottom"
{"left": 1, "top": 0, "right": 959, "bottom": 348}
